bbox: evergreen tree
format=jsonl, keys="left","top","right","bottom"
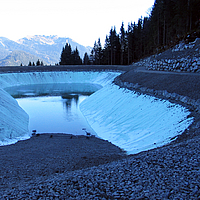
{"left": 102, "top": 27, "right": 121, "bottom": 65}
{"left": 89, "top": 49, "right": 95, "bottom": 65}
{"left": 59, "top": 43, "right": 82, "bottom": 65}
{"left": 109, "top": 27, "right": 121, "bottom": 65}
{"left": 119, "top": 22, "right": 126, "bottom": 65}
{"left": 36, "top": 59, "right": 41, "bottom": 66}
{"left": 127, "top": 22, "right": 135, "bottom": 64}
{"left": 72, "top": 47, "right": 82, "bottom": 65}
{"left": 96, "top": 38, "right": 103, "bottom": 64}
{"left": 102, "top": 35, "right": 111, "bottom": 65}
{"left": 83, "top": 52, "right": 90, "bottom": 65}
{"left": 90, "top": 38, "right": 103, "bottom": 65}
{"left": 28, "top": 61, "right": 32, "bottom": 66}
{"left": 59, "top": 43, "right": 72, "bottom": 65}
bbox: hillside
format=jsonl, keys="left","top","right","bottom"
{"left": 0, "top": 50, "right": 47, "bottom": 66}
{"left": 0, "top": 36, "right": 92, "bottom": 66}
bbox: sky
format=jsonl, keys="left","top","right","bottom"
{"left": 0, "top": 0, "right": 155, "bottom": 47}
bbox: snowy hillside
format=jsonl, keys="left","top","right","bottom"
{"left": 0, "top": 36, "right": 92, "bottom": 65}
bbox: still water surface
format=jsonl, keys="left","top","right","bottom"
{"left": 5, "top": 83, "right": 101, "bottom": 135}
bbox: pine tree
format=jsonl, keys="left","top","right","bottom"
{"left": 120, "top": 22, "right": 126, "bottom": 65}
{"left": 59, "top": 43, "right": 72, "bottom": 65}
{"left": 89, "top": 49, "right": 95, "bottom": 65}
{"left": 60, "top": 43, "right": 82, "bottom": 65}
{"left": 36, "top": 59, "right": 41, "bottom": 66}
{"left": 103, "top": 35, "right": 111, "bottom": 65}
{"left": 83, "top": 52, "right": 90, "bottom": 65}
{"left": 109, "top": 27, "right": 121, "bottom": 65}
{"left": 91, "top": 38, "right": 103, "bottom": 65}
{"left": 96, "top": 38, "right": 103, "bottom": 65}
{"left": 72, "top": 47, "right": 82, "bottom": 65}
{"left": 59, "top": 47, "right": 65, "bottom": 65}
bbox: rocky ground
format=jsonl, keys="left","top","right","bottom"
{"left": 134, "top": 38, "right": 200, "bottom": 73}
{"left": 0, "top": 39, "right": 200, "bottom": 199}
{"left": 0, "top": 134, "right": 127, "bottom": 198}
{"left": 0, "top": 132, "right": 199, "bottom": 199}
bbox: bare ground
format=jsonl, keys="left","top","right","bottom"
{"left": 0, "top": 134, "right": 127, "bottom": 191}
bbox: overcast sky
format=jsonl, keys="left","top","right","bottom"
{"left": 0, "top": 0, "right": 155, "bottom": 47}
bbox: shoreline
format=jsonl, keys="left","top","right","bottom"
{"left": 0, "top": 133, "right": 127, "bottom": 191}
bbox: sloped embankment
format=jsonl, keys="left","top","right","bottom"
{"left": 114, "top": 70, "right": 200, "bottom": 141}
{"left": 115, "top": 70, "right": 200, "bottom": 100}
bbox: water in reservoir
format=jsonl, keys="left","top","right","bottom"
{"left": 5, "top": 83, "right": 102, "bottom": 135}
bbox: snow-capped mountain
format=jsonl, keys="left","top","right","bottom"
{"left": 0, "top": 35, "right": 92, "bottom": 66}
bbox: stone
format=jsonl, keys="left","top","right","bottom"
{"left": 176, "top": 63, "right": 180, "bottom": 68}
{"left": 180, "top": 58, "right": 185, "bottom": 62}
{"left": 192, "top": 62, "right": 197, "bottom": 66}
{"left": 193, "top": 65, "right": 198, "bottom": 71}
{"left": 189, "top": 44, "right": 195, "bottom": 49}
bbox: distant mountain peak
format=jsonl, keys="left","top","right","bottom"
{"left": 0, "top": 35, "right": 92, "bottom": 66}
{"left": 17, "top": 35, "right": 59, "bottom": 45}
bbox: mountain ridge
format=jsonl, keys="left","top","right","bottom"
{"left": 0, "top": 35, "right": 92, "bottom": 66}
{"left": 0, "top": 50, "right": 48, "bottom": 66}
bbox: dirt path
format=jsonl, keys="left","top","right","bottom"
{"left": 117, "top": 67, "right": 200, "bottom": 100}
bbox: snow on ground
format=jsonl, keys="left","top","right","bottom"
{"left": 0, "top": 71, "right": 193, "bottom": 153}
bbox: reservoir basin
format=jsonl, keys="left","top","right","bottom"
{"left": 5, "top": 83, "right": 102, "bottom": 135}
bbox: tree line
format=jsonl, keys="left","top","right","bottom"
{"left": 28, "top": 59, "right": 44, "bottom": 66}
{"left": 59, "top": 43, "right": 82, "bottom": 65}
{"left": 20, "top": 59, "right": 44, "bottom": 66}
{"left": 60, "top": 0, "right": 200, "bottom": 65}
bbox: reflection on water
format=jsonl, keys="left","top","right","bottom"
{"left": 5, "top": 83, "right": 102, "bottom": 98}
{"left": 5, "top": 83, "right": 101, "bottom": 135}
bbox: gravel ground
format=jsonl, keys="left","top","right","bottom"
{"left": 116, "top": 70, "right": 200, "bottom": 100}
{"left": 0, "top": 65, "right": 199, "bottom": 199}
{"left": 0, "top": 134, "right": 126, "bottom": 194}
{"left": 0, "top": 131, "right": 199, "bottom": 199}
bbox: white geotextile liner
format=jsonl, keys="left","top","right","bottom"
{"left": 80, "top": 84, "right": 193, "bottom": 154}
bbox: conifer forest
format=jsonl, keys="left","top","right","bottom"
{"left": 60, "top": 0, "right": 200, "bottom": 65}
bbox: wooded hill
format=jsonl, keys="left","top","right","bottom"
{"left": 60, "top": 0, "right": 200, "bottom": 65}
